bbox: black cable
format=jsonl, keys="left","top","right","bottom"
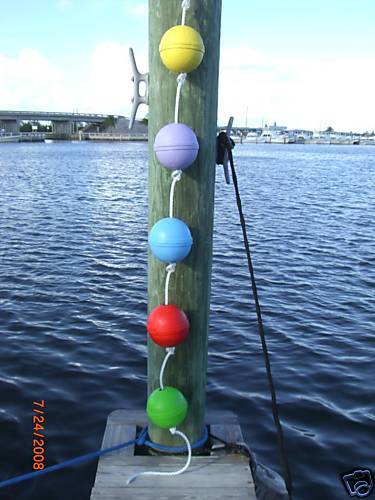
{"left": 209, "top": 432, "right": 253, "bottom": 462}
{"left": 208, "top": 432, "right": 227, "bottom": 446}
{"left": 217, "top": 132, "right": 293, "bottom": 499}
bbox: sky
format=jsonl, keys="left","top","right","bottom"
{"left": 0, "top": 0, "right": 374, "bottom": 132}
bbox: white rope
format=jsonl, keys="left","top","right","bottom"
{"left": 174, "top": 73, "right": 187, "bottom": 123}
{"left": 130, "top": 2, "right": 193, "bottom": 487}
{"left": 169, "top": 169, "right": 183, "bottom": 218}
{"left": 159, "top": 347, "right": 175, "bottom": 390}
{"left": 181, "top": 0, "right": 191, "bottom": 25}
{"left": 165, "top": 263, "right": 176, "bottom": 305}
{"left": 126, "top": 427, "right": 192, "bottom": 485}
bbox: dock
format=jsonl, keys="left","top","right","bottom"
{"left": 90, "top": 410, "right": 256, "bottom": 499}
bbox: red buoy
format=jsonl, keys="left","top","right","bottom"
{"left": 147, "top": 304, "right": 189, "bottom": 347}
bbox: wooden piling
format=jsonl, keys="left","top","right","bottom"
{"left": 148, "top": 0, "right": 222, "bottom": 446}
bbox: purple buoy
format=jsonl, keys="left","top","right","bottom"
{"left": 154, "top": 123, "right": 199, "bottom": 170}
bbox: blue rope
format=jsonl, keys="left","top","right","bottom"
{"left": 0, "top": 427, "right": 147, "bottom": 490}
{"left": 0, "top": 426, "right": 208, "bottom": 489}
{"left": 142, "top": 426, "right": 208, "bottom": 453}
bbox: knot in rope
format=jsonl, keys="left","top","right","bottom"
{"left": 171, "top": 169, "right": 183, "bottom": 182}
{"left": 216, "top": 131, "right": 235, "bottom": 165}
{"left": 177, "top": 72, "right": 187, "bottom": 86}
{"left": 166, "top": 263, "right": 177, "bottom": 273}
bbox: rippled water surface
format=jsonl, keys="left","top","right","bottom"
{"left": 0, "top": 142, "right": 374, "bottom": 500}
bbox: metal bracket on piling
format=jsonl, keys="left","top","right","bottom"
{"left": 216, "top": 117, "right": 234, "bottom": 185}
{"left": 129, "top": 48, "right": 149, "bottom": 130}
{"left": 223, "top": 117, "right": 234, "bottom": 184}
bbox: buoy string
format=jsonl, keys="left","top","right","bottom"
{"left": 142, "top": 2, "right": 194, "bottom": 488}
{"left": 159, "top": 347, "right": 175, "bottom": 390}
{"left": 169, "top": 169, "right": 183, "bottom": 218}
{"left": 181, "top": 0, "right": 191, "bottom": 25}
{"left": 174, "top": 73, "right": 187, "bottom": 123}
{"left": 126, "top": 427, "right": 192, "bottom": 485}
{"left": 164, "top": 263, "right": 176, "bottom": 305}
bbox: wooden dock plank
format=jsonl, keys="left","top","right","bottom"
{"left": 96, "top": 455, "right": 248, "bottom": 467}
{"left": 94, "top": 465, "right": 252, "bottom": 488}
{"left": 90, "top": 409, "right": 256, "bottom": 499}
{"left": 104, "top": 409, "right": 240, "bottom": 426}
{"left": 100, "top": 416, "right": 136, "bottom": 457}
{"left": 91, "top": 487, "right": 253, "bottom": 500}
{"left": 211, "top": 423, "right": 245, "bottom": 445}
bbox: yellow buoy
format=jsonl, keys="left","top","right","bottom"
{"left": 159, "top": 25, "right": 205, "bottom": 74}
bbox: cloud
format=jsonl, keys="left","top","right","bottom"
{"left": 218, "top": 46, "right": 375, "bottom": 131}
{"left": 57, "top": 0, "right": 72, "bottom": 10}
{"left": 78, "top": 41, "right": 147, "bottom": 115}
{"left": 0, "top": 43, "right": 373, "bottom": 132}
{"left": 0, "top": 43, "right": 147, "bottom": 117}
{"left": 123, "top": 1, "right": 148, "bottom": 17}
{"left": 0, "top": 49, "right": 65, "bottom": 110}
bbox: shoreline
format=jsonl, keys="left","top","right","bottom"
{"left": 1, "top": 133, "right": 374, "bottom": 145}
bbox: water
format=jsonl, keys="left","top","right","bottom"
{"left": 0, "top": 142, "right": 374, "bottom": 500}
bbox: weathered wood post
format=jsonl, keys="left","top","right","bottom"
{"left": 148, "top": 0, "right": 222, "bottom": 446}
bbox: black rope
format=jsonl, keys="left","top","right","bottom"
{"left": 209, "top": 432, "right": 254, "bottom": 462}
{"left": 216, "top": 132, "right": 293, "bottom": 499}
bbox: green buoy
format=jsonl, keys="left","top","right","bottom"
{"left": 147, "top": 387, "right": 188, "bottom": 429}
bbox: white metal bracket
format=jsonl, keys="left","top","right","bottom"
{"left": 129, "top": 48, "right": 149, "bottom": 130}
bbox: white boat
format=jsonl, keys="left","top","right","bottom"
{"left": 272, "top": 134, "right": 288, "bottom": 144}
{"left": 257, "top": 130, "right": 272, "bottom": 143}
{"left": 311, "top": 132, "right": 330, "bottom": 144}
{"left": 0, "top": 134, "right": 20, "bottom": 143}
{"left": 257, "top": 130, "right": 288, "bottom": 144}
{"left": 361, "top": 136, "right": 375, "bottom": 145}
{"left": 244, "top": 132, "right": 259, "bottom": 143}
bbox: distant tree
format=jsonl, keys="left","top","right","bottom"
{"left": 20, "top": 121, "right": 52, "bottom": 132}
{"left": 141, "top": 113, "right": 149, "bottom": 126}
{"left": 37, "top": 123, "right": 51, "bottom": 132}
{"left": 325, "top": 126, "right": 334, "bottom": 133}
{"left": 20, "top": 122, "right": 32, "bottom": 132}
{"left": 102, "top": 115, "right": 117, "bottom": 129}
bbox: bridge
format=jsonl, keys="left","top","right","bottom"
{"left": 0, "top": 110, "right": 125, "bottom": 134}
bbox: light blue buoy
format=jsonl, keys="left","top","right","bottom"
{"left": 149, "top": 217, "right": 192, "bottom": 263}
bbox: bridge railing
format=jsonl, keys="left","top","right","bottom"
{"left": 81, "top": 132, "right": 148, "bottom": 140}
{"left": 20, "top": 132, "right": 46, "bottom": 137}
{"left": 0, "top": 110, "right": 125, "bottom": 120}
